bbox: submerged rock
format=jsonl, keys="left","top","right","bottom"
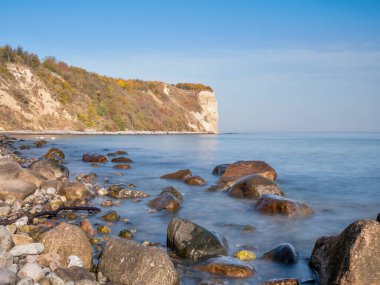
{"left": 111, "top": 156, "right": 133, "bottom": 163}
{"left": 261, "top": 243, "right": 299, "bottom": 264}
{"left": 148, "top": 192, "right": 181, "bottom": 211}
{"left": 195, "top": 256, "right": 254, "bottom": 278}
{"left": 38, "top": 223, "right": 92, "bottom": 270}
{"left": 160, "top": 169, "right": 192, "bottom": 180}
{"left": 107, "top": 150, "right": 127, "bottom": 157}
{"left": 207, "top": 161, "right": 277, "bottom": 191}
{"left": 161, "top": 186, "right": 183, "bottom": 203}
{"left": 167, "top": 217, "right": 228, "bottom": 261}
{"left": 107, "top": 185, "right": 149, "bottom": 199}
{"left": 119, "top": 229, "right": 133, "bottom": 239}
{"left": 43, "top": 148, "right": 65, "bottom": 162}
{"left": 310, "top": 219, "right": 380, "bottom": 285}
{"left": 28, "top": 159, "right": 69, "bottom": 179}
{"left": 113, "top": 164, "right": 131, "bottom": 169}
{"left": 255, "top": 194, "right": 314, "bottom": 218}
{"left": 234, "top": 250, "right": 256, "bottom": 261}
{"left": 228, "top": 174, "right": 284, "bottom": 199}
{"left": 184, "top": 175, "right": 206, "bottom": 186}
{"left": 263, "top": 278, "right": 299, "bottom": 285}
{"left": 97, "top": 238, "right": 179, "bottom": 285}
{"left": 100, "top": 210, "right": 120, "bottom": 222}
{"left": 34, "top": 140, "right": 47, "bottom": 148}
{"left": 82, "top": 153, "right": 108, "bottom": 163}
{"left": 212, "top": 164, "right": 229, "bottom": 176}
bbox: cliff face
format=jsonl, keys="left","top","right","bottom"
{"left": 0, "top": 60, "right": 218, "bottom": 133}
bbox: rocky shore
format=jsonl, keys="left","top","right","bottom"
{"left": 0, "top": 134, "right": 378, "bottom": 285}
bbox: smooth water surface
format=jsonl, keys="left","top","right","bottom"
{"left": 15, "top": 133, "right": 380, "bottom": 284}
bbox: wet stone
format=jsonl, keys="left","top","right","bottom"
{"left": 212, "top": 164, "right": 229, "bottom": 176}
{"left": 119, "top": 229, "right": 133, "bottom": 239}
{"left": 261, "top": 243, "right": 299, "bottom": 264}
{"left": 160, "top": 169, "right": 192, "bottom": 180}
{"left": 113, "top": 164, "right": 131, "bottom": 169}
{"left": 82, "top": 153, "right": 108, "bottom": 163}
{"left": 195, "top": 256, "right": 255, "bottom": 278}
{"left": 111, "top": 156, "right": 133, "bottom": 163}
{"left": 148, "top": 192, "right": 181, "bottom": 211}
{"left": 263, "top": 278, "right": 299, "bottom": 285}
{"left": 100, "top": 210, "right": 120, "bottom": 222}
{"left": 161, "top": 186, "right": 183, "bottom": 203}
{"left": 107, "top": 185, "right": 150, "bottom": 199}
{"left": 184, "top": 175, "right": 206, "bottom": 186}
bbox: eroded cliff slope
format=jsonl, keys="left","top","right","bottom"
{"left": 0, "top": 46, "right": 218, "bottom": 133}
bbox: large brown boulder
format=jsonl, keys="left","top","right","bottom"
{"left": 28, "top": 159, "right": 69, "bottom": 179}
{"left": 98, "top": 238, "right": 179, "bottom": 285}
{"left": 255, "top": 194, "right": 314, "bottom": 218}
{"left": 43, "top": 148, "right": 65, "bottom": 162}
{"left": 0, "top": 179, "right": 37, "bottom": 200}
{"left": 160, "top": 169, "right": 192, "bottom": 180}
{"left": 167, "top": 217, "right": 228, "bottom": 261}
{"left": 82, "top": 153, "right": 108, "bottom": 163}
{"left": 228, "top": 174, "right": 284, "bottom": 199}
{"left": 38, "top": 223, "right": 92, "bottom": 270}
{"left": 310, "top": 220, "right": 380, "bottom": 285}
{"left": 148, "top": 192, "right": 181, "bottom": 211}
{"left": 207, "top": 161, "right": 277, "bottom": 191}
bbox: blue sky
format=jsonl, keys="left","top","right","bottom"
{"left": 1, "top": 0, "right": 380, "bottom": 132}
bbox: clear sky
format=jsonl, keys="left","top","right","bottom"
{"left": 1, "top": 0, "right": 380, "bottom": 132}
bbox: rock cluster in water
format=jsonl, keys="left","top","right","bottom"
{"left": 0, "top": 134, "right": 378, "bottom": 284}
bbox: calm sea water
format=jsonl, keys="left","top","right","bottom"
{"left": 15, "top": 133, "right": 380, "bottom": 284}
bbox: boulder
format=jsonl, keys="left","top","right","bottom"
{"left": 0, "top": 179, "right": 37, "bottom": 200}
{"left": 195, "top": 256, "right": 254, "bottom": 278}
{"left": 255, "top": 194, "right": 314, "bottom": 218}
{"left": 207, "top": 161, "right": 277, "bottom": 191}
{"left": 167, "top": 217, "right": 228, "bottom": 261}
{"left": 111, "top": 157, "right": 133, "bottom": 163}
{"left": 212, "top": 164, "right": 229, "bottom": 176}
{"left": 228, "top": 174, "right": 284, "bottom": 199}
{"left": 0, "top": 268, "right": 18, "bottom": 285}
{"left": 148, "top": 192, "right": 181, "bottom": 211}
{"left": 38, "top": 223, "right": 92, "bottom": 270}
{"left": 28, "top": 160, "right": 69, "bottom": 179}
{"left": 97, "top": 238, "right": 179, "bottom": 285}
{"left": 261, "top": 243, "right": 299, "bottom": 264}
{"left": 0, "top": 158, "right": 21, "bottom": 180}
{"left": 82, "top": 153, "right": 108, "bottom": 163}
{"left": 17, "top": 168, "right": 47, "bottom": 187}
{"left": 59, "top": 182, "right": 86, "bottom": 201}
{"left": 184, "top": 176, "right": 206, "bottom": 186}
{"left": 160, "top": 169, "right": 192, "bottom": 180}
{"left": 107, "top": 150, "right": 127, "bottom": 157}
{"left": 310, "top": 220, "right": 380, "bottom": 285}
{"left": 43, "top": 148, "right": 65, "bottom": 162}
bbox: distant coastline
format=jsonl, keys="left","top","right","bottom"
{"left": 0, "top": 130, "right": 218, "bottom": 136}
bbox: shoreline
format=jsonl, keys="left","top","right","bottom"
{"left": 0, "top": 130, "right": 218, "bottom": 136}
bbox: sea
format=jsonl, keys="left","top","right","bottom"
{"left": 13, "top": 133, "right": 380, "bottom": 284}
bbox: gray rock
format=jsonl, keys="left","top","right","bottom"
{"left": 17, "top": 262, "right": 45, "bottom": 282}
{"left": 310, "top": 220, "right": 380, "bottom": 285}
{"left": 7, "top": 264, "right": 19, "bottom": 274}
{"left": 10, "top": 243, "right": 44, "bottom": 257}
{"left": 0, "top": 180, "right": 37, "bottom": 200}
{"left": 167, "top": 217, "right": 228, "bottom": 261}
{"left": 0, "top": 226, "right": 13, "bottom": 252}
{"left": 16, "top": 169, "right": 47, "bottom": 188}
{"left": 228, "top": 174, "right": 284, "bottom": 199}
{"left": 212, "top": 164, "right": 229, "bottom": 176}
{"left": 28, "top": 160, "right": 69, "bottom": 179}
{"left": 0, "top": 268, "right": 18, "bottom": 285}
{"left": 0, "top": 158, "right": 21, "bottom": 180}
{"left": 98, "top": 238, "right": 179, "bottom": 285}
{"left": 0, "top": 249, "right": 13, "bottom": 267}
